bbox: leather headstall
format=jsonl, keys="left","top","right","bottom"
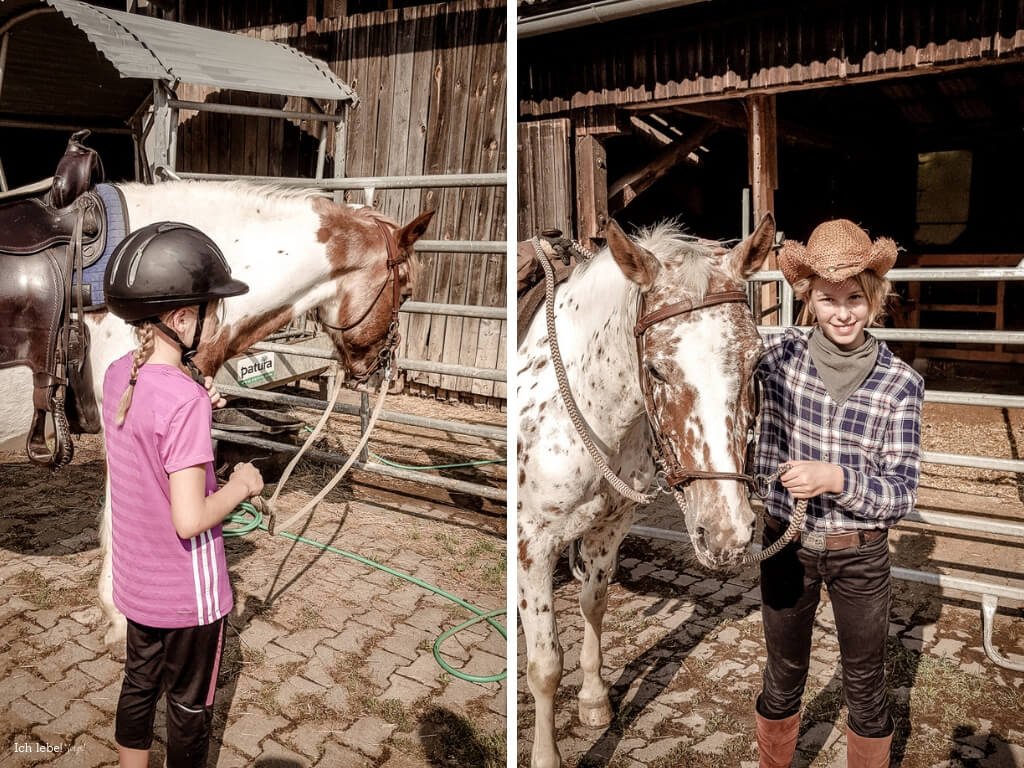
{"left": 322, "top": 218, "right": 406, "bottom": 382}
{"left": 633, "top": 289, "right": 759, "bottom": 490}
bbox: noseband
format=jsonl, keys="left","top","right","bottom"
{"left": 634, "top": 289, "right": 759, "bottom": 492}
{"left": 321, "top": 218, "right": 405, "bottom": 382}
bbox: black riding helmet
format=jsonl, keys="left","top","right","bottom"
{"left": 104, "top": 221, "right": 248, "bottom": 323}
{"left": 104, "top": 222, "right": 249, "bottom": 375}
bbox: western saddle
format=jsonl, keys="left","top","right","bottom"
{"left": 0, "top": 130, "right": 108, "bottom": 467}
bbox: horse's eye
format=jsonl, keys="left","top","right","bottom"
{"left": 646, "top": 363, "right": 667, "bottom": 383}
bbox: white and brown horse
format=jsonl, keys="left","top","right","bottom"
{"left": 517, "top": 215, "right": 774, "bottom": 768}
{"left": 0, "top": 180, "right": 432, "bottom": 645}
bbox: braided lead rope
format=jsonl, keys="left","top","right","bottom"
{"left": 743, "top": 464, "right": 808, "bottom": 564}
{"left": 533, "top": 237, "right": 656, "bottom": 505}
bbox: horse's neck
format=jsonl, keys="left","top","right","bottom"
{"left": 556, "top": 254, "right": 647, "bottom": 437}
{"left": 118, "top": 183, "right": 336, "bottom": 317}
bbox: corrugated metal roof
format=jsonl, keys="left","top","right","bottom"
{"left": 0, "top": 0, "right": 356, "bottom": 107}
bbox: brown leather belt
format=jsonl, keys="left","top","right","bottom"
{"left": 764, "top": 515, "right": 887, "bottom": 552}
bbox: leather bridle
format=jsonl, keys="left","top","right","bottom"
{"left": 321, "top": 218, "right": 406, "bottom": 382}
{"left": 634, "top": 288, "right": 760, "bottom": 492}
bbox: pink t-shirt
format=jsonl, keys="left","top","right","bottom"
{"left": 102, "top": 353, "right": 233, "bottom": 628}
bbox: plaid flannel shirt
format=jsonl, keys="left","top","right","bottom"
{"left": 754, "top": 328, "right": 924, "bottom": 533}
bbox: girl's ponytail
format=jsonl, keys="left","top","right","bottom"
{"left": 115, "top": 323, "right": 155, "bottom": 425}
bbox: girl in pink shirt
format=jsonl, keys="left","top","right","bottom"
{"left": 102, "top": 222, "right": 263, "bottom": 768}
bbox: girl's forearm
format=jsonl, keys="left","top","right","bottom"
{"left": 175, "top": 479, "right": 251, "bottom": 539}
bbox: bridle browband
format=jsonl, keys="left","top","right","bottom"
{"left": 634, "top": 288, "right": 759, "bottom": 490}
{"left": 321, "top": 218, "right": 406, "bottom": 382}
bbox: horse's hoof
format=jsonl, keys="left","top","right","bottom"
{"left": 578, "top": 696, "right": 613, "bottom": 727}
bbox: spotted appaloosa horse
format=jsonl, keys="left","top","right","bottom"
{"left": 0, "top": 180, "right": 432, "bottom": 647}
{"left": 517, "top": 215, "right": 775, "bottom": 768}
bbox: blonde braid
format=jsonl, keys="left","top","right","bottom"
{"left": 115, "top": 323, "right": 155, "bottom": 425}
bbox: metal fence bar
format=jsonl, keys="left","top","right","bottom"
{"left": 417, "top": 240, "right": 507, "bottom": 253}
{"left": 175, "top": 171, "right": 506, "bottom": 189}
{"left": 924, "top": 391, "right": 1024, "bottom": 409}
{"left": 751, "top": 268, "right": 1024, "bottom": 282}
{"left": 922, "top": 451, "right": 1024, "bottom": 473}
{"left": 168, "top": 99, "right": 346, "bottom": 123}
{"left": 401, "top": 302, "right": 506, "bottom": 320}
{"left": 246, "top": 341, "right": 506, "bottom": 382}
{"left": 907, "top": 509, "right": 1024, "bottom": 538}
{"left": 759, "top": 327, "right": 1024, "bottom": 345}
{"left": 217, "top": 384, "right": 506, "bottom": 442}
{"left": 211, "top": 430, "right": 504, "bottom": 502}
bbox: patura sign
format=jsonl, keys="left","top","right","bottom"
{"left": 236, "top": 352, "right": 276, "bottom": 387}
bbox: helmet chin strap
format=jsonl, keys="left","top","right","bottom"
{"left": 150, "top": 302, "right": 208, "bottom": 384}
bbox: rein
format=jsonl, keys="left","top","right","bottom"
{"left": 533, "top": 234, "right": 801, "bottom": 565}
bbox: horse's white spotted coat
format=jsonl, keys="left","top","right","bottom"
{"left": 517, "top": 217, "right": 775, "bottom": 768}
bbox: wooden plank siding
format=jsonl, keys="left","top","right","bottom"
{"left": 173, "top": 1, "right": 507, "bottom": 404}
{"left": 519, "top": 0, "right": 1024, "bottom": 117}
{"left": 516, "top": 119, "right": 574, "bottom": 241}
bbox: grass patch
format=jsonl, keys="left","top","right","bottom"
{"left": 649, "top": 735, "right": 754, "bottom": 768}
{"left": 296, "top": 605, "right": 322, "bottom": 629}
{"left": 290, "top": 692, "right": 343, "bottom": 722}
{"left": 435, "top": 532, "right": 459, "bottom": 555}
{"left": 245, "top": 681, "right": 281, "bottom": 715}
{"left": 12, "top": 570, "right": 90, "bottom": 611}
{"left": 370, "top": 698, "right": 413, "bottom": 730}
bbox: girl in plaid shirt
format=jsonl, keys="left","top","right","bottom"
{"left": 753, "top": 220, "right": 924, "bottom": 768}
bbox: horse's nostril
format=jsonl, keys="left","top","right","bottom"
{"left": 694, "top": 525, "right": 709, "bottom": 550}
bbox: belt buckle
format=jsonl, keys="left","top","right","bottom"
{"left": 800, "top": 531, "right": 826, "bottom": 552}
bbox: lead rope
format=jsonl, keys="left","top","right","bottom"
{"left": 533, "top": 236, "right": 657, "bottom": 505}
{"left": 743, "top": 464, "right": 807, "bottom": 564}
{"left": 261, "top": 362, "right": 392, "bottom": 534}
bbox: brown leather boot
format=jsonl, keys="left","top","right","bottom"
{"left": 846, "top": 726, "right": 893, "bottom": 768}
{"left": 755, "top": 711, "right": 800, "bottom": 768}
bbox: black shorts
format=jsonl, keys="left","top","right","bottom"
{"left": 115, "top": 617, "right": 226, "bottom": 765}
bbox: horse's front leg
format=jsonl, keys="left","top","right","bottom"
{"left": 519, "top": 539, "right": 563, "bottom": 768}
{"left": 97, "top": 483, "right": 127, "bottom": 653}
{"left": 577, "top": 509, "right": 633, "bottom": 727}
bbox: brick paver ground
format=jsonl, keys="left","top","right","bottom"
{"left": 0, "top": 414, "right": 507, "bottom": 767}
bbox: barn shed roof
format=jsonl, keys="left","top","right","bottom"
{"left": 0, "top": 0, "right": 356, "bottom": 128}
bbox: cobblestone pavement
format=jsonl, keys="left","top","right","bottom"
{"left": 517, "top": 526, "right": 1024, "bottom": 768}
{"left": 0, "top": 430, "right": 507, "bottom": 768}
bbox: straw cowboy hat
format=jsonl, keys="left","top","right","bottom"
{"left": 778, "top": 219, "right": 898, "bottom": 284}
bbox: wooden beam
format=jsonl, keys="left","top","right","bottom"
{"left": 747, "top": 94, "right": 777, "bottom": 223}
{"left": 575, "top": 134, "right": 609, "bottom": 249}
{"left": 748, "top": 94, "right": 779, "bottom": 324}
{"left": 608, "top": 120, "right": 716, "bottom": 213}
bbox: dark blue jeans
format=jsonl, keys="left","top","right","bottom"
{"left": 757, "top": 526, "right": 894, "bottom": 738}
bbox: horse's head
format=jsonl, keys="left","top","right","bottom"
{"left": 313, "top": 205, "right": 434, "bottom": 383}
{"left": 608, "top": 214, "right": 775, "bottom": 569}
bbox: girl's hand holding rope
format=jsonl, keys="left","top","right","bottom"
{"left": 230, "top": 462, "right": 264, "bottom": 498}
{"left": 779, "top": 460, "right": 844, "bottom": 498}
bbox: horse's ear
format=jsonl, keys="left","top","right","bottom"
{"left": 397, "top": 210, "right": 434, "bottom": 251}
{"left": 604, "top": 219, "right": 660, "bottom": 291}
{"left": 731, "top": 212, "right": 775, "bottom": 278}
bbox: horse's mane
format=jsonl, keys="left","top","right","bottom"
{"left": 634, "top": 220, "right": 722, "bottom": 299}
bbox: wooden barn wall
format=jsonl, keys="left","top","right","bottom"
{"left": 174, "top": 0, "right": 506, "bottom": 403}
{"left": 519, "top": 0, "right": 1024, "bottom": 115}
{"left": 516, "top": 119, "right": 573, "bottom": 241}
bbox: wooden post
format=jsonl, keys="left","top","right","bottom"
{"left": 748, "top": 94, "right": 779, "bottom": 323}
{"left": 576, "top": 133, "right": 609, "bottom": 248}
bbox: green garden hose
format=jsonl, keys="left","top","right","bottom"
{"left": 223, "top": 502, "right": 506, "bottom": 684}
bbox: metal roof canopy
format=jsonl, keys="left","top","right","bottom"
{"left": 0, "top": 0, "right": 357, "bottom": 130}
